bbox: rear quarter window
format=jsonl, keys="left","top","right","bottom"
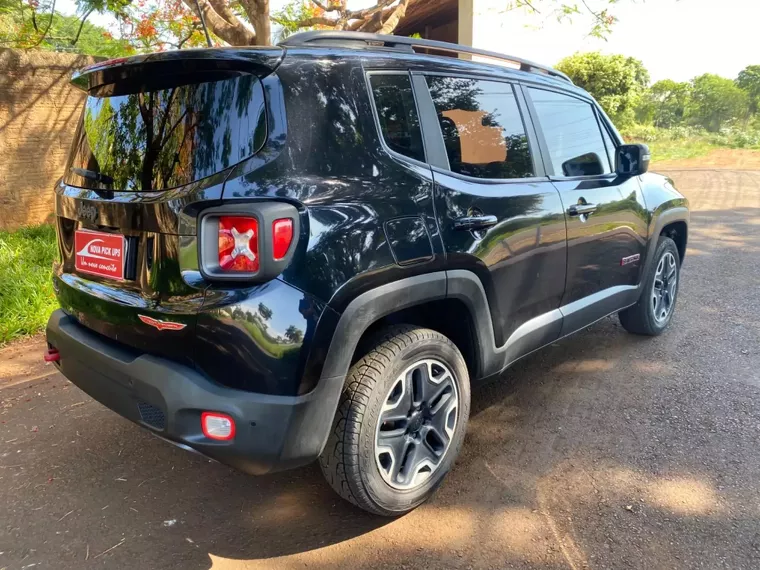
{"left": 65, "top": 74, "right": 267, "bottom": 191}
{"left": 368, "top": 74, "right": 425, "bottom": 163}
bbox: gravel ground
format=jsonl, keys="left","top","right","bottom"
{"left": 1, "top": 169, "right": 759, "bottom": 570}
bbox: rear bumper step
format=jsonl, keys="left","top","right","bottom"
{"left": 46, "top": 309, "right": 340, "bottom": 475}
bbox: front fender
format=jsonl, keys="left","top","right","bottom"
{"left": 640, "top": 173, "right": 690, "bottom": 277}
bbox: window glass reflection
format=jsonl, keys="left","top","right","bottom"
{"left": 67, "top": 75, "right": 267, "bottom": 191}
{"left": 426, "top": 77, "right": 534, "bottom": 179}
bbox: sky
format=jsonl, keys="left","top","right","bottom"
{"left": 55, "top": 0, "right": 758, "bottom": 83}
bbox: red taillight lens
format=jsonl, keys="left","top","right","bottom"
{"left": 218, "top": 216, "right": 259, "bottom": 272}
{"left": 272, "top": 218, "right": 294, "bottom": 260}
{"left": 201, "top": 412, "right": 236, "bottom": 441}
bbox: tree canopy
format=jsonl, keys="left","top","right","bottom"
{"left": 736, "top": 65, "right": 760, "bottom": 115}
{"left": 555, "top": 52, "right": 649, "bottom": 127}
{"left": 3, "top": 0, "right": 633, "bottom": 55}
{"left": 688, "top": 73, "right": 749, "bottom": 132}
{"left": 555, "top": 54, "right": 759, "bottom": 137}
{"left": 0, "top": 0, "right": 132, "bottom": 54}
{"left": 638, "top": 79, "right": 692, "bottom": 129}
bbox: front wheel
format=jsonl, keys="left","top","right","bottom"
{"left": 319, "top": 325, "right": 470, "bottom": 516}
{"left": 619, "top": 236, "right": 681, "bottom": 336}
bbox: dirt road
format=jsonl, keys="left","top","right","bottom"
{"left": 2, "top": 169, "right": 759, "bottom": 570}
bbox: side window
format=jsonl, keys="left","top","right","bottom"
{"left": 528, "top": 88, "right": 612, "bottom": 177}
{"left": 369, "top": 74, "right": 425, "bottom": 163}
{"left": 425, "top": 76, "right": 534, "bottom": 179}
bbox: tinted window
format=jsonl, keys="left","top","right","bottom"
{"left": 65, "top": 75, "right": 267, "bottom": 191}
{"left": 529, "top": 88, "right": 611, "bottom": 176}
{"left": 426, "top": 77, "right": 533, "bottom": 179}
{"left": 369, "top": 74, "right": 425, "bottom": 162}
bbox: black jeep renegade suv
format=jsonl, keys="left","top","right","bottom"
{"left": 45, "top": 31, "right": 689, "bottom": 516}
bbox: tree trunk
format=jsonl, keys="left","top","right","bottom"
{"left": 251, "top": 0, "right": 271, "bottom": 45}
{"left": 183, "top": 0, "right": 256, "bottom": 45}
{"left": 377, "top": 0, "right": 409, "bottom": 34}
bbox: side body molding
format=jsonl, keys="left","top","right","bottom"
{"left": 317, "top": 222, "right": 687, "bottom": 445}
{"left": 446, "top": 270, "right": 562, "bottom": 378}
{"left": 321, "top": 269, "right": 647, "bottom": 403}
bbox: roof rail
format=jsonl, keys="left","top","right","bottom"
{"left": 278, "top": 31, "right": 572, "bottom": 84}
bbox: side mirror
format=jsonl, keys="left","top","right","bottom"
{"left": 616, "top": 143, "right": 650, "bottom": 176}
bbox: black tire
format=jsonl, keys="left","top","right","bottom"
{"left": 319, "top": 325, "right": 471, "bottom": 516}
{"left": 619, "top": 236, "right": 681, "bottom": 336}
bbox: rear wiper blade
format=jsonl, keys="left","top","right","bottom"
{"left": 70, "top": 167, "right": 113, "bottom": 185}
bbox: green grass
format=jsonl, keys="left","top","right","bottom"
{"left": 622, "top": 124, "right": 760, "bottom": 163}
{"left": 647, "top": 138, "right": 719, "bottom": 162}
{"left": 0, "top": 225, "right": 58, "bottom": 345}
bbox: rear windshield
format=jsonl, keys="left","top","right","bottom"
{"left": 65, "top": 74, "right": 267, "bottom": 192}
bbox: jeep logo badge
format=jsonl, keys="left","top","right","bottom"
{"left": 77, "top": 203, "right": 98, "bottom": 223}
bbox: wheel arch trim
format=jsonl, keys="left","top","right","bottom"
{"left": 319, "top": 269, "right": 564, "bottom": 392}
{"left": 320, "top": 266, "right": 660, "bottom": 395}
{"left": 645, "top": 205, "right": 689, "bottom": 277}
{"left": 319, "top": 272, "right": 448, "bottom": 383}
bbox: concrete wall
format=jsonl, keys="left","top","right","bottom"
{"left": 0, "top": 49, "right": 98, "bottom": 231}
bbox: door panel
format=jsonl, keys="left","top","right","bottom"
{"left": 524, "top": 86, "right": 649, "bottom": 319}
{"left": 553, "top": 176, "right": 649, "bottom": 305}
{"left": 434, "top": 173, "right": 567, "bottom": 347}
{"left": 419, "top": 75, "right": 568, "bottom": 352}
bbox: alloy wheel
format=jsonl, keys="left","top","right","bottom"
{"left": 652, "top": 251, "right": 678, "bottom": 324}
{"left": 374, "top": 359, "right": 459, "bottom": 490}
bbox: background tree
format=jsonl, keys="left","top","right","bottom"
{"left": 555, "top": 51, "right": 649, "bottom": 127}
{"left": 0, "top": 0, "right": 132, "bottom": 54}
{"left": 639, "top": 79, "right": 692, "bottom": 129}
{"left": 736, "top": 65, "right": 760, "bottom": 115}
{"left": 258, "top": 303, "right": 273, "bottom": 321}
{"left": 6, "top": 0, "right": 633, "bottom": 55}
{"left": 284, "top": 325, "right": 303, "bottom": 344}
{"left": 688, "top": 73, "right": 749, "bottom": 132}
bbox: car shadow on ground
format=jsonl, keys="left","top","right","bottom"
{"left": 23, "top": 316, "right": 678, "bottom": 569}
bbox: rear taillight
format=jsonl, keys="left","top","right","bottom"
{"left": 218, "top": 216, "right": 259, "bottom": 272}
{"left": 198, "top": 203, "right": 300, "bottom": 282}
{"left": 272, "top": 218, "right": 293, "bottom": 261}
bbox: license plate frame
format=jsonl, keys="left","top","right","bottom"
{"left": 74, "top": 229, "right": 126, "bottom": 281}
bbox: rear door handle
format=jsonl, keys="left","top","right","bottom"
{"left": 453, "top": 215, "right": 498, "bottom": 231}
{"left": 567, "top": 203, "right": 597, "bottom": 216}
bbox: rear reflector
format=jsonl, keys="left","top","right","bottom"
{"left": 43, "top": 348, "right": 60, "bottom": 363}
{"left": 218, "top": 216, "right": 259, "bottom": 272}
{"left": 272, "top": 218, "right": 294, "bottom": 260}
{"left": 201, "top": 412, "right": 236, "bottom": 441}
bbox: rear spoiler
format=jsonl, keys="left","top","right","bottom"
{"left": 71, "top": 47, "right": 285, "bottom": 92}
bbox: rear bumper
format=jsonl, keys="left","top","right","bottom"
{"left": 46, "top": 309, "right": 343, "bottom": 475}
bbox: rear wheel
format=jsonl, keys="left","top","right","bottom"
{"left": 619, "top": 236, "right": 681, "bottom": 336}
{"left": 319, "top": 325, "right": 470, "bottom": 516}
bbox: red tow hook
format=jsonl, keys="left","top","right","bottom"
{"left": 44, "top": 348, "right": 60, "bottom": 363}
